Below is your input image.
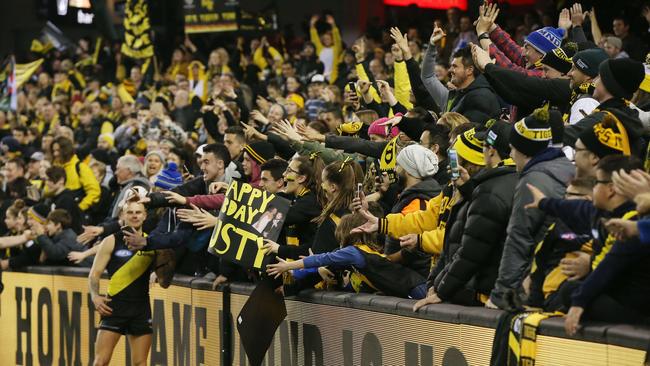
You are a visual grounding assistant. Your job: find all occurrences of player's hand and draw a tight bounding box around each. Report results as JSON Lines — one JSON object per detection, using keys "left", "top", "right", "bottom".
{"left": 92, "top": 295, "right": 113, "bottom": 316}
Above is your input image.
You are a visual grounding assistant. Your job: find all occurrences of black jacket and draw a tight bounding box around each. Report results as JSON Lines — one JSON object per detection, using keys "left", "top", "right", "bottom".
{"left": 38, "top": 228, "right": 93, "bottom": 267}
{"left": 432, "top": 163, "right": 518, "bottom": 304}
{"left": 277, "top": 190, "right": 322, "bottom": 260}
{"left": 49, "top": 189, "right": 84, "bottom": 234}
{"left": 483, "top": 63, "right": 571, "bottom": 119}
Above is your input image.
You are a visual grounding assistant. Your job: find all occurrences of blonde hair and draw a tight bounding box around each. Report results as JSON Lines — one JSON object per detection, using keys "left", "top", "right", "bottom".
{"left": 437, "top": 112, "right": 470, "bottom": 131}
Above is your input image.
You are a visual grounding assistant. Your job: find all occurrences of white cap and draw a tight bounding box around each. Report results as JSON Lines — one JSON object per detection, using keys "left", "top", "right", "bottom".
{"left": 195, "top": 144, "right": 208, "bottom": 157}
{"left": 310, "top": 74, "right": 325, "bottom": 83}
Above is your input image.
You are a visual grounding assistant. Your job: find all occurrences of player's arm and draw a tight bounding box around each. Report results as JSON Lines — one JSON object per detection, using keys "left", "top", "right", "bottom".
{"left": 89, "top": 236, "right": 115, "bottom": 316}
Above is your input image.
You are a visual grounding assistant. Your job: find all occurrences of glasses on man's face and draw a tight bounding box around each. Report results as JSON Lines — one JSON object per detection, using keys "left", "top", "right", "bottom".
{"left": 574, "top": 147, "right": 588, "bottom": 153}
{"left": 594, "top": 179, "right": 612, "bottom": 185}
{"left": 565, "top": 191, "right": 587, "bottom": 198}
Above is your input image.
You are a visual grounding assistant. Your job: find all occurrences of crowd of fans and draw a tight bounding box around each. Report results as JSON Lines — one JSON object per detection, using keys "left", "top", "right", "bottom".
{"left": 1, "top": 1, "right": 650, "bottom": 337}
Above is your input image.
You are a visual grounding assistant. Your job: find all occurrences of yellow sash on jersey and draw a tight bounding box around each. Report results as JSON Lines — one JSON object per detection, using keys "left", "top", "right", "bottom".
{"left": 593, "top": 210, "right": 637, "bottom": 270}
{"left": 107, "top": 250, "right": 155, "bottom": 297}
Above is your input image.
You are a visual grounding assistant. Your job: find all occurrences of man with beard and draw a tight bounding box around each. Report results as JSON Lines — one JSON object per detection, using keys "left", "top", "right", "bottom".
{"left": 422, "top": 25, "right": 500, "bottom": 125}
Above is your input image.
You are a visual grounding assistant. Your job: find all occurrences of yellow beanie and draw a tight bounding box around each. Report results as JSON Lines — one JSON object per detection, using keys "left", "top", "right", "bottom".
{"left": 453, "top": 128, "right": 485, "bottom": 166}
{"left": 98, "top": 133, "right": 115, "bottom": 148}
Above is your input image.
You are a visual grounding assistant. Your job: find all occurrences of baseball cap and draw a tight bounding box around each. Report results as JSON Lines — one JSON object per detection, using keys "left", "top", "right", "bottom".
{"left": 310, "top": 74, "right": 325, "bottom": 83}
{"left": 195, "top": 144, "right": 207, "bottom": 157}
{"left": 30, "top": 151, "right": 45, "bottom": 161}
{"left": 475, "top": 119, "right": 512, "bottom": 159}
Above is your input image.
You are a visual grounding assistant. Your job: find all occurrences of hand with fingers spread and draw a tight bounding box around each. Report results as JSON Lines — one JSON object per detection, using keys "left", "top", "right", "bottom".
{"left": 351, "top": 209, "right": 380, "bottom": 234}
{"left": 612, "top": 169, "right": 650, "bottom": 201}
{"left": 178, "top": 204, "right": 219, "bottom": 230}
{"left": 250, "top": 110, "right": 269, "bottom": 125}
{"left": 296, "top": 122, "right": 325, "bottom": 142}
{"left": 262, "top": 239, "right": 280, "bottom": 255}
{"left": 564, "top": 306, "right": 584, "bottom": 336}
{"left": 67, "top": 251, "right": 88, "bottom": 264}
{"left": 123, "top": 229, "right": 147, "bottom": 251}
{"left": 78, "top": 225, "right": 104, "bottom": 245}
{"left": 524, "top": 183, "right": 546, "bottom": 209}
{"left": 475, "top": 2, "right": 499, "bottom": 35}
{"left": 266, "top": 256, "right": 300, "bottom": 279}
{"left": 413, "top": 287, "right": 442, "bottom": 311}
{"left": 570, "top": 3, "right": 588, "bottom": 27}
{"left": 390, "top": 27, "right": 411, "bottom": 60}
{"left": 318, "top": 267, "right": 337, "bottom": 285}
{"left": 163, "top": 191, "right": 188, "bottom": 205}
{"left": 272, "top": 119, "right": 303, "bottom": 142}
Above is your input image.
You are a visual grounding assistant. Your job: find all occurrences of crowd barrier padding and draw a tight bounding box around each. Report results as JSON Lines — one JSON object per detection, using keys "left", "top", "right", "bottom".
{"left": 0, "top": 267, "right": 648, "bottom": 365}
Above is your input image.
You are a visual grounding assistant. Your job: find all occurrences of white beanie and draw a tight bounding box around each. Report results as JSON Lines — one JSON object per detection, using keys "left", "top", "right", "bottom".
{"left": 396, "top": 145, "right": 439, "bottom": 179}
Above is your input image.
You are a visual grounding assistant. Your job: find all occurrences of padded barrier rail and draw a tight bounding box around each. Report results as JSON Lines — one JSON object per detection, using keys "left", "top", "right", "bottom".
{"left": 0, "top": 266, "right": 648, "bottom": 365}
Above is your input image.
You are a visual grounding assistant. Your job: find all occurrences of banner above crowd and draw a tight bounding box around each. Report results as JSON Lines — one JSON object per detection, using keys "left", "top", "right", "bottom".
{"left": 184, "top": 0, "right": 239, "bottom": 34}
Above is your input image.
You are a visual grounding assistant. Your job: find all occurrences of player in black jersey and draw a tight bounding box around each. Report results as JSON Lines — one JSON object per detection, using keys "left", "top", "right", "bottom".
{"left": 89, "top": 200, "right": 152, "bottom": 366}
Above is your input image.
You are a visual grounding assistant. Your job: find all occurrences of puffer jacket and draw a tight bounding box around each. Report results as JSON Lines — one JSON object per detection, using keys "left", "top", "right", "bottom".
{"left": 490, "top": 148, "right": 575, "bottom": 310}
{"left": 432, "top": 162, "right": 518, "bottom": 304}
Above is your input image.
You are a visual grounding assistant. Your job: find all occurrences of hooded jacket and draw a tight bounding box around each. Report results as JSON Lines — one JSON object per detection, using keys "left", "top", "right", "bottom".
{"left": 37, "top": 228, "right": 93, "bottom": 267}
{"left": 490, "top": 148, "right": 575, "bottom": 310}
{"left": 421, "top": 46, "right": 501, "bottom": 124}
{"left": 57, "top": 154, "right": 101, "bottom": 211}
{"left": 432, "top": 162, "right": 518, "bottom": 304}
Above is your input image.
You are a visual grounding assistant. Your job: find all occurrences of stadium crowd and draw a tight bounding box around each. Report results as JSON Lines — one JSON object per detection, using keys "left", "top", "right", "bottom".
{"left": 1, "top": 1, "right": 650, "bottom": 346}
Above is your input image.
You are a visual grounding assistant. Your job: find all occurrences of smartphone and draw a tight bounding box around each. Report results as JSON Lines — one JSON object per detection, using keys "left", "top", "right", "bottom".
{"left": 348, "top": 82, "right": 357, "bottom": 93}
{"left": 121, "top": 226, "right": 136, "bottom": 235}
{"left": 448, "top": 148, "right": 460, "bottom": 180}
{"left": 356, "top": 183, "right": 363, "bottom": 199}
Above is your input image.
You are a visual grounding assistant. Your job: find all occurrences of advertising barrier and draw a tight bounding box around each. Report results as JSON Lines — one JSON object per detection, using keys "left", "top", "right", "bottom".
{"left": 0, "top": 267, "right": 647, "bottom": 365}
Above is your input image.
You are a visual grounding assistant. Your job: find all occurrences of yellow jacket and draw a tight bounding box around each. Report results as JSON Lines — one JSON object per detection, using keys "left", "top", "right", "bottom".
{"left": 311, "top": 26, "right": 343, "bottom": 84}
{"left": 355, "top": 63, "right": 381, "bottom": 103}
{"left": 393, "top": 60, "right": 413, "bottom": 110}
{"left": 56, "top": 154, "right": 101, "bottom": 211}
{"left": 378, "top": 186, "right": 456, "bottom": 256}
{"left": 253, "top": 46, "right": 283, "bottom": 74}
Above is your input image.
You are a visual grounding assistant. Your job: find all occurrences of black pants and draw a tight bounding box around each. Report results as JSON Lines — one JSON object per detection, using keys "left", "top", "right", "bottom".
{"left": 560, "top": 280, "right": 644, "bottom": 324}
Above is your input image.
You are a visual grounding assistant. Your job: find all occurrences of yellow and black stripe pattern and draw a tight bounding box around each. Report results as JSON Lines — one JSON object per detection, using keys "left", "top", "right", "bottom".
{"left": 453, "top": 128, "right": 485, "bottom": 166}
{"left": 121, "top": 0, "right": 154, "bottom": 59}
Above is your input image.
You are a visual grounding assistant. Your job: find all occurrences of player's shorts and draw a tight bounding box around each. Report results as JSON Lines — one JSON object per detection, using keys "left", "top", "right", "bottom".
{"left": 99, "top": 299, "right": 152, "bottom": 335}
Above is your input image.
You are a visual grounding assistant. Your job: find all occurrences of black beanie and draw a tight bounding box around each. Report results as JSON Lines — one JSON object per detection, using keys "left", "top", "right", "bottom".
{"left": 599, "top": 58, "right": 645, "bottom": 100}
{"left": 572, "top": 48, "right": 608, "bottom": 78}
{"left": 509, "top": 107, "right": 553, "bottom": 157}
{"left": 244, "top": 141, "right": 275, "bottom": 165}
{"left": 541, "top": 43, "right": 578, "bottom": 75}
{"left": 90, "top": 148, "right": 112, "bottom": 166}
{"left": 578, "top": 111, "right": 633, "bottom": 158}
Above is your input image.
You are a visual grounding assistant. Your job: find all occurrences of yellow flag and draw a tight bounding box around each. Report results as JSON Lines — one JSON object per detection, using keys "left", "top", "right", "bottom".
{"left": 121, "top": 0, "right": 154, "bottom": 59}
{"left": 14, "top": 59, "right": 44, "bottom": 88}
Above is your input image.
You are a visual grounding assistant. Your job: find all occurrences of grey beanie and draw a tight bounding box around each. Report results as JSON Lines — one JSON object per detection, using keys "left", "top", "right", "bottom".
{"left": 396, "top": 144, "right": 439, "bottom": 179}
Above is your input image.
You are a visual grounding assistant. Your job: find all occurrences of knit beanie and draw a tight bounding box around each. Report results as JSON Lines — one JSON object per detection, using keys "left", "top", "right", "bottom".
{"left": 541, "top": 43, "right": 578, "bottom": 75}
{"left": 98, "top": 133, "right": 115, "bottom": 149}
{"left": 453, "top": 128, "right": 485, "bottom": 166}
{"left": 599, "top": 58, "right": 645, "bottom": 100}
{"left": 509, "top": 106, "right": 553, "bottom": 157}
{"left": 572, "top": 48, "right": 609, "bottom": 78}
{"left": 396, "top": 144, "right": 439, "bottom": 179}
{"left": 578, "top": 112, "right": 632, "bottom": 158}
{"left": 524, "top": 27, "right": 565, "bottom": 55}
{"left": 28, "top": 203, "right": 50, "bottom": 224}
{"left": 154, "top": 162, "right": 184, "bottom": 190}
{"left": 145, "top": 150, "right": 166, "bottom": 164}
{"left": 368, "top": 118, "right": 400, "bottom": 139}
{"left": 244, "top": 141, "right": 275, "bottom": 165}
{"left": 285, "top": 93, "right": 305, "bottom": 110}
